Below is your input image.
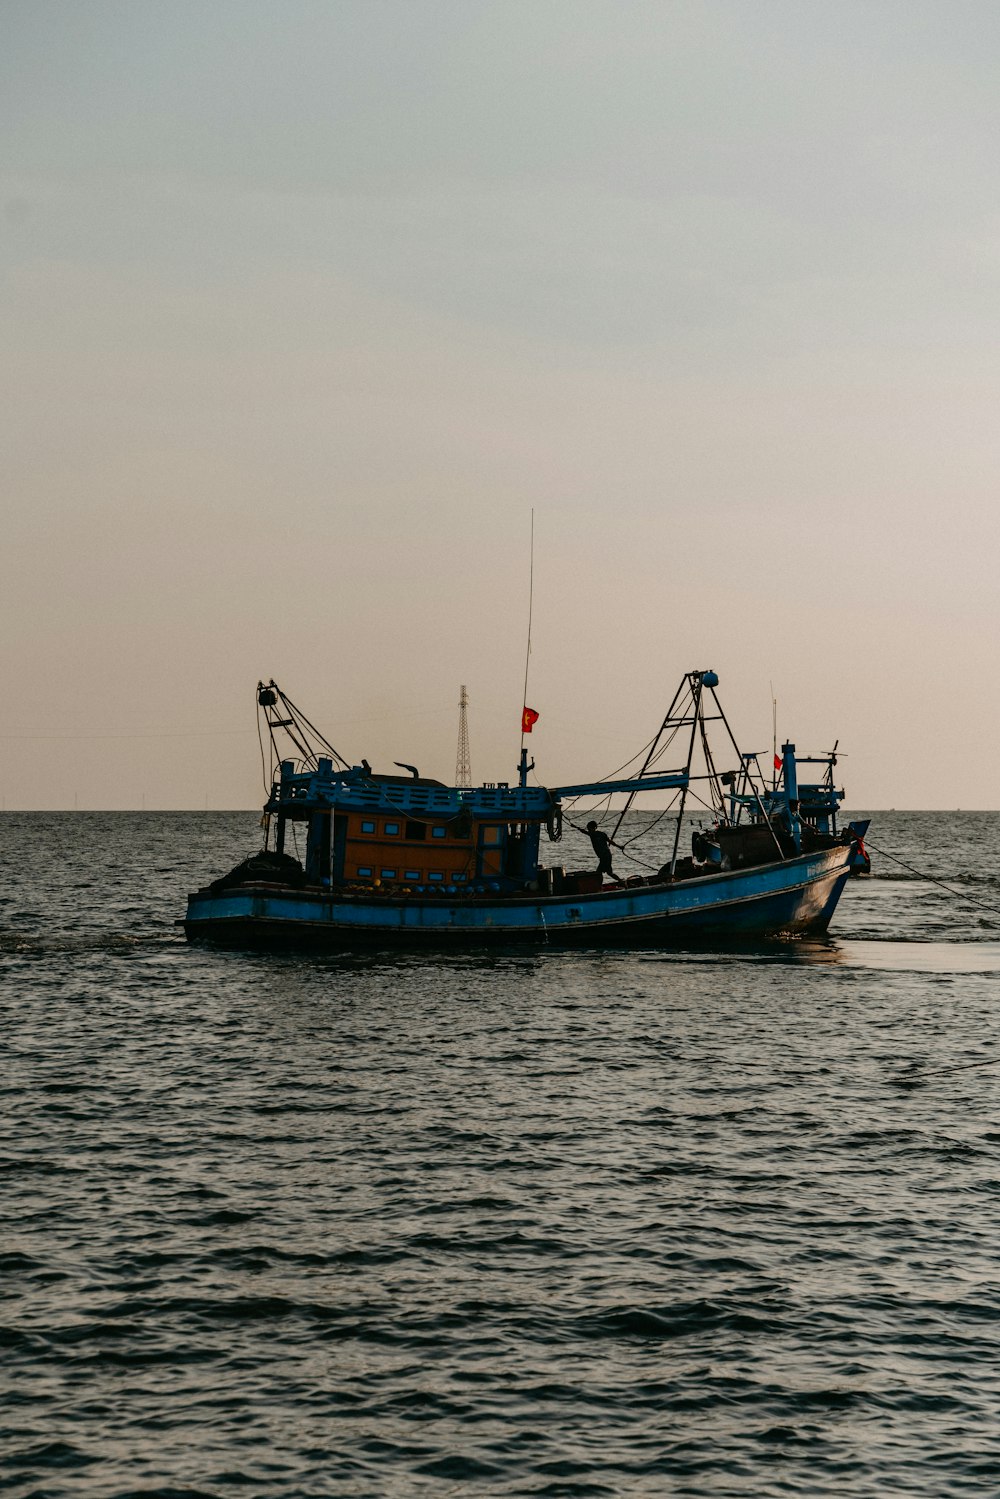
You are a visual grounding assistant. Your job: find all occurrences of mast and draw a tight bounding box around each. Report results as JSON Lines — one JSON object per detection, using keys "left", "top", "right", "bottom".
{"left": 607, "top": 669, "right": 785, "bottom": 880}
{"left": 666, "top": 671, "right": 706, "bottom": 878}
{"left": 455, "top": 685, "right": 472, "bottom": 788}
{"left": 518, "top": 509, "right": 535, "bottom": 789}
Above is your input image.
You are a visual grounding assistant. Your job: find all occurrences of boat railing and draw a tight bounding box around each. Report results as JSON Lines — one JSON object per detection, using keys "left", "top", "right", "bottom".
{"left": 272, "top": 772, "right": 554, "bottom": 820}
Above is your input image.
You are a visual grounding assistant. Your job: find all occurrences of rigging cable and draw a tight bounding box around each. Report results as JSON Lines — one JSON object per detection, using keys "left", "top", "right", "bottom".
{"left": 275, "top": 686, "right": 351, "bottom": 769}
{"left": 616, "top": 795, "right": 683, "bottom": 850}
{"left": 590, "top": 729, "right": 668, "bottom": 785}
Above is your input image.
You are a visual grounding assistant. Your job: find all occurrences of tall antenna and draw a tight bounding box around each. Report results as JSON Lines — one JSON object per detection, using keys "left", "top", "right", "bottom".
{"left": 520, "top": 507, "right": 534, "bottom": 753}
{"left": 455, "top": 684, "right": 472, "bottom": 788}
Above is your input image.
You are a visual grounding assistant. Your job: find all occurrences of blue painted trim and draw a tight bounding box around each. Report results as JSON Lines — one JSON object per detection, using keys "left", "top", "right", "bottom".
{"left": 186, "top": 846, "right": 853, "bottom": 945}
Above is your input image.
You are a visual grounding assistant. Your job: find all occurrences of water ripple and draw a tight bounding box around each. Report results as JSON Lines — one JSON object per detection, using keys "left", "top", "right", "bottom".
{"left": 3, "top": 813, "right": 1000, "bottom": 1495}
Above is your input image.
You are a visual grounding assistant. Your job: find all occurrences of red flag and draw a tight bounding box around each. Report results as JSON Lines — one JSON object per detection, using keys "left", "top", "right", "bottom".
{"left": 773, "top": 753, "right": 782, "bottom": 771}
{"left": 522, "top": 706, "right": 539, "bottom": 734}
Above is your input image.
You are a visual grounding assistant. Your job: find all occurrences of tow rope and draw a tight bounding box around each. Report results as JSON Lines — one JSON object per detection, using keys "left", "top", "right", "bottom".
{"left": 863, "top": 837, "right": 1000, "bottom": 916}
{"left": 895, "top": 1054, "right": 1000, "bottom": 1083}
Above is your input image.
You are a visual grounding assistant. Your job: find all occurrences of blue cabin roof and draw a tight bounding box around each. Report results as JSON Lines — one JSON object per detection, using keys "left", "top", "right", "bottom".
{"left": 269, "top": 761, "right": 689, "bottom": 820}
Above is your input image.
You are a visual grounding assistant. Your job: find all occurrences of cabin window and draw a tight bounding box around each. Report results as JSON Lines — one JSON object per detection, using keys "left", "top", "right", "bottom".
{"left": 405, "top": 821, "right": 426, "bottom": 840}
{"left": 428, "top": 871, "right": 444, "bottom": 882}
{"left": 432, "top": 826, "right": 446, "bottom": 839}
{"left": 380, "top": 868, "right": 396, "bottom": 880}
{"left": 404, "top": 870, "right": 421, "bottom": 881}
{"left": 360, "top": 820, "right": 376, "bottom": 835}
{"left": 452, "top": 873, "right": 467, "bottom": 883}
{"left": 357, "top": 866, "right": 373, "bottom": 878}
{"left": 384, "top": 822, "right": 400, "bottom": 836}
{"left": 482, "top": 826, "right": 503, "bottom": 845}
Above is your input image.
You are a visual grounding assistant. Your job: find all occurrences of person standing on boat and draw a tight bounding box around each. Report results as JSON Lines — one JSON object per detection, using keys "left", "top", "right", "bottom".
{"left": 586, "top": 821, "right": 617, "bottom": 881}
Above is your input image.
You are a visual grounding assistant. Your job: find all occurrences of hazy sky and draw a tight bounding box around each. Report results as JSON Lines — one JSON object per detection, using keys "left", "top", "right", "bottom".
{"left": 4, "top": 0, "right": 999, "bottom": 808}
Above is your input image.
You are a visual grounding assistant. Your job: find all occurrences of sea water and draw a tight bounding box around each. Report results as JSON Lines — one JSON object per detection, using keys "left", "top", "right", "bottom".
{"left": 3, "top": 811, "right": 1000, "bottom": 1497}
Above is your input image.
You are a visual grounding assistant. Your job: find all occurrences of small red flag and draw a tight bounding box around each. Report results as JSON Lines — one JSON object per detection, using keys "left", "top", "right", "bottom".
{"left": 773, "top": 754, "right": 783, "bottom": 771}
{"left": 522, "top": 706, "right": 540, "bottom": 734}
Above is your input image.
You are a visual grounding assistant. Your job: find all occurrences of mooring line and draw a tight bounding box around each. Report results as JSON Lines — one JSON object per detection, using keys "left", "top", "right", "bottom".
{"left": 906, "top": 1055, "right": 1000, "bottom": 1078}
{"left": 864, "top": 838, "right": 1000, "bottom": 916}
{"left": 853, "top": 836, "right": 1000, "bottom": 1086}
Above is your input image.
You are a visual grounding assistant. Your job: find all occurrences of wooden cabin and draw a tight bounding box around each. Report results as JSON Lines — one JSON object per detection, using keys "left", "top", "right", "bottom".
{"left": 273, "top": 769, "right": 535, "bottom": 889}
{"left": 343, "top": 808, "right": 505, "bottom": 887}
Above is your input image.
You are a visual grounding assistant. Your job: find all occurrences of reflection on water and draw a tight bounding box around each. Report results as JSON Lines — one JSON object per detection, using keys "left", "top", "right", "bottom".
{"left": 217, "top": 935, "right": 1000, "bottom": 978}
{"left": 838, "top": 939, "right": 1000, "bottom": 973}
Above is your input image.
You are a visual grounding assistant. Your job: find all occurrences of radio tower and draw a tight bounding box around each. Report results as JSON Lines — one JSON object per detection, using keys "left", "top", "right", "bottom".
{"left": 455, "top": 685, "right": 472, "bottom": 788}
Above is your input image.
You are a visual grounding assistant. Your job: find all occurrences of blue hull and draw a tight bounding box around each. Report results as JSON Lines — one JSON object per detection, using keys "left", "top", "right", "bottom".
{"left": 184, "top": 845, "right": 852, "bottom": 949}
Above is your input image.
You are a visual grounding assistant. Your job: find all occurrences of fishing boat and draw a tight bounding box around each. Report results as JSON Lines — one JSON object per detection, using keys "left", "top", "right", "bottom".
{"left": 184, "top": 670, "right": 865, "bottom": 948}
